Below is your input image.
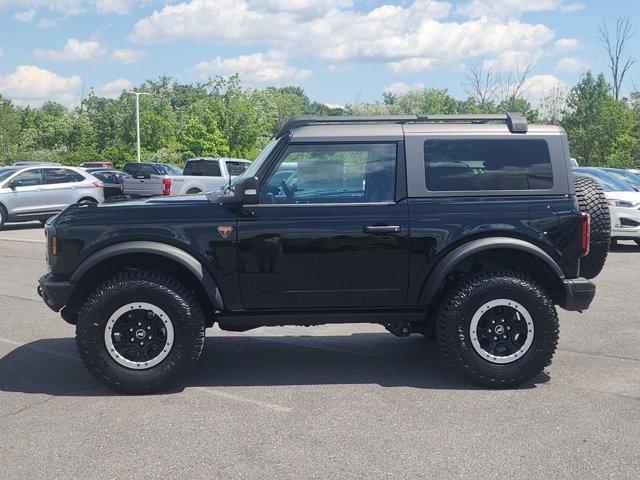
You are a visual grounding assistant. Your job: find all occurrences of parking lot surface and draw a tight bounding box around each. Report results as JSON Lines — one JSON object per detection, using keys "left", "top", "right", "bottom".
{"left": 0, "top": 222, "right": 639, "bottom": 479}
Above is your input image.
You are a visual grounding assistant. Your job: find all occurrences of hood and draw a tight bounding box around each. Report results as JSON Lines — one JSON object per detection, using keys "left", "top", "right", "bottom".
{"left": 604, "top": 191, "right": 640, "bottom": 203}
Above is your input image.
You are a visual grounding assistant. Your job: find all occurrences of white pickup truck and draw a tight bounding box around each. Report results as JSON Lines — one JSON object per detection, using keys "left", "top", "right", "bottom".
{"left": 121, "top": 158, "right": 250, "bottom": 197}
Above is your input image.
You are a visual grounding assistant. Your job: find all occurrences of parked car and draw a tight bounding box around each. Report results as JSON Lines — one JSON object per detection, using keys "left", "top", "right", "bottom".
{"left": 12, "top": 161, "right": 60, "bottom": 166}
{"left": 600, "top": 167, "right": 640, "bottom": 191}
{"left": 91, "top": 170, "right": 127, "bottom": 199}
{"left": 39, "top": 113, "right": 610, "bottom": 393}
{"left": 120, "top": 162, "right": 182, "bottom": 197}
{"left": 0, "top": 166, "right": 104, "bottom": 230}
{"left": 81, "top": 161, "right": 114, "bottom": 170}
{"left": 628, "top": 169, "right": 640, "bottom": 176}
{"left": 574, "top": 167, "right": 640, "bottom": 246}
{"left": 121, "top": 158, "right": 249, "bottom": 197}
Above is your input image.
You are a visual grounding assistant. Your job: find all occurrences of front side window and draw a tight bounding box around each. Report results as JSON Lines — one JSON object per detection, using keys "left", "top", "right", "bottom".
{"left": 262, "top": 143, "right": 397, "bottom": 204}
{"left": 424, "top": 139, "right": 553, "bottom": 191}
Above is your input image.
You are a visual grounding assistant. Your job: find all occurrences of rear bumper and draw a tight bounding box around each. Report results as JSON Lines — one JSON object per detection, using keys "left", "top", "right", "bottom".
{"left": 38, "top": 274, "right": 74, "bottom": 312}
{"left": 560, "top": 278, "right": 596, "bottom": 311}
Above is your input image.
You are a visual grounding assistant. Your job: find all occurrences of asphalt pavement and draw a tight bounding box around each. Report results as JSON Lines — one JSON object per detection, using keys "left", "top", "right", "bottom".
{"left": 0, "top": 221, "right": 639, "bottom": 479}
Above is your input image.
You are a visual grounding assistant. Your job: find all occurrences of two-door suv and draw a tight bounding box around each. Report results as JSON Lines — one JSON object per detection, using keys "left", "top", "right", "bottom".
{"left": 38, "top": 114, "right": 610, "bottom": 392}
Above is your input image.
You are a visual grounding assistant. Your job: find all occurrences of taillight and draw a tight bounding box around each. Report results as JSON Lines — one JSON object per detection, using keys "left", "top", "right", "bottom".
{"left": 162, "top": 178, "right": 172, "bottom": 196}
{"left": 92, "top": 181, "right": 104, "bottom": 188}
{"left": 50, "top": 235, "right": 58, "bottom": 256}
{"left": 580, "top": 213, "right": 591, "bottom": 257}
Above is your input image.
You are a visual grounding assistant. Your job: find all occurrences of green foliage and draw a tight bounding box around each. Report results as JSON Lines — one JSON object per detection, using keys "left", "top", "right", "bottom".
{"left": 0, "top": 73, "right": 638, "bottom": 171}
{"left": 563, "top": 72, "right": 638, "bottom": 167}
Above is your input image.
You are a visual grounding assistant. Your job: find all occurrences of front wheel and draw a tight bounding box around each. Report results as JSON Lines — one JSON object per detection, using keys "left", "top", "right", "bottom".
{"left": 436, "top": 271, "right": 558, "bottom": 388}
{"left": 76, "top": 270, "right": 206, "bottom": 393}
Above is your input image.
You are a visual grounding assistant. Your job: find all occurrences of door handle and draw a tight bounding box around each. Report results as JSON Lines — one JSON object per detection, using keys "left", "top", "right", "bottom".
{"left": 363, "top": 225, "right": 401, "bottom": 234}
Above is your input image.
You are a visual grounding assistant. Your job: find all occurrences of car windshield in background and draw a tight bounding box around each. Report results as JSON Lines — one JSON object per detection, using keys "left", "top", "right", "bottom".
{"left": 574, "top": 169, "right": 636, "bottom": 192}
{"left": 0, "top": 168, "right": 19, "bottom": 182}
{"left": 230, "top": 139, "right": 278, "bottom": 188}
{"left": 602, "top": 169, "right": 640, "bottom": 190}
{"left": 226, "top": 161, "right": 247, "bottom": 176}
{"left": 156, "top": 164, "right": 183, "bottom": 175}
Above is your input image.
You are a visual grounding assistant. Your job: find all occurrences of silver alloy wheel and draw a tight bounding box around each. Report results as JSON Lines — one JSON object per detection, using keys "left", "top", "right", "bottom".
{"left": 469, "top": 299, "right": 534, "bottom": 364}
{"left": 104, "top": 302, "right": 175, "bottom": 370}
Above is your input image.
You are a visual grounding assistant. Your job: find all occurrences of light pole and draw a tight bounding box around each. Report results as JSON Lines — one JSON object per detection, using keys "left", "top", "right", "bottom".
{"left": 125, "top": 91, "right": 153, "bottom": 162}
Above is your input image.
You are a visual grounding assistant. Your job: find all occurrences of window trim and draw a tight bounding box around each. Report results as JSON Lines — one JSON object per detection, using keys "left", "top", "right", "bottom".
{"left": 257, "top": 140, "right": 402, "bottom": 206}
{"left": 405, "top": 133, "right": 571, "bottom": 198}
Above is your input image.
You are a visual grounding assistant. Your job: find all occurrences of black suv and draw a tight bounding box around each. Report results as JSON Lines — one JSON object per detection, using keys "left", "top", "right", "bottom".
{"left": 38, "top": 114, "right": 610, "bottom": 392}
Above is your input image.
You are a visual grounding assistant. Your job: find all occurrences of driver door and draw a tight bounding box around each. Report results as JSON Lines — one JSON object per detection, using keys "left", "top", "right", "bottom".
{"left": 5, "top": 169, "right": 48, "bottom": 217}
{"left": 237, "top": 142, "right": 409, "bottom": 310}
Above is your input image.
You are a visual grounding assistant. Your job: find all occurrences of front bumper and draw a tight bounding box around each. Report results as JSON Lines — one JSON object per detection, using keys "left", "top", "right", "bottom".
{"left": 38, "top": 274, "right": 74, "bottom": 312}
{"left": 560, "top": 278, "right": 596, "bottom": 311}
{"left": 610, "top": 205, "right": 640, "bottom": 239}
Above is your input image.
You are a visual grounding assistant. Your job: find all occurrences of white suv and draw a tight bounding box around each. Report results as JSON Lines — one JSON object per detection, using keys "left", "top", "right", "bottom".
{"left": 0, "top": 165, "right": 105, "bottom": 230}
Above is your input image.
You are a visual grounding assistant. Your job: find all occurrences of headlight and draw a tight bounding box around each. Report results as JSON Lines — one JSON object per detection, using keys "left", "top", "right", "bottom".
{"left": 607, "top": 199, "right": 640, "bottom": 208}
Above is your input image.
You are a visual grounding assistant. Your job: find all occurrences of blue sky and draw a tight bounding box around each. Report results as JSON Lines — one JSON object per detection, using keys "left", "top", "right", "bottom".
{"left": 0, "top": 0, "right": 638, "bottom": 107}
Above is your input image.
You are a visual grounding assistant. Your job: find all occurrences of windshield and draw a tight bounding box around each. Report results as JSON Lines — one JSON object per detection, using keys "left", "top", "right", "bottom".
{"left": 0, "top": 168, "right": 19, "bottom": 183}
{"left": 230, "top": 138, "right": 279, "bottom": 188}
{"left": 574, "top": 170, "right": 635, "bottom": 192}
{"left": 156, "top": 164, "right": 183, "bottom": 175}
{"left": 603, "top": 169, "right": 640, "bottom": 190}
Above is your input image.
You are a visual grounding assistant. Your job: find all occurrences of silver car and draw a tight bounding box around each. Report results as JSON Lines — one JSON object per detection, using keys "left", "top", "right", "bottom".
{"left": 0, "top": 166, "right": 105, "bottom": 230}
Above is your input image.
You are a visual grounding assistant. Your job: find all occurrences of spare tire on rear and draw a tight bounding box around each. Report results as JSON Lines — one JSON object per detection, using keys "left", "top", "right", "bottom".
{"left": 574, "top": 175, "right": 610, "bottom": 279}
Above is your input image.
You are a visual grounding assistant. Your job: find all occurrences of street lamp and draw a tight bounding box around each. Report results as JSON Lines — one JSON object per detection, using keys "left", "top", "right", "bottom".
{"left": 124, "top": 91, "right": 153, "bottom": 162}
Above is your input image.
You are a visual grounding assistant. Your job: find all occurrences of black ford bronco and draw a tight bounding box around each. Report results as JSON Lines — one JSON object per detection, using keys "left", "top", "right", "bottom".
{"left": 38, "top": 114, "right": 611, "bottom": 392}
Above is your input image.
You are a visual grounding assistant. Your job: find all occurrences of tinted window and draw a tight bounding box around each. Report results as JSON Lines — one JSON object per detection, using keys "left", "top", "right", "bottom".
{"left": 156, "top": 164, "right": 182, "bottom": 175}
{"left": 44, "top": 168, "right": 80, "bottom": 184}
{"left": 184, "top": 160, "right": 221, "bottom": 177}
{"left": 93, "top": 172, "right": 113, "bottom": 183}
{"left": 424, "top": 139, "right": 553, "bottom": 191}
{"left": 0, "top": 168, "right": 19, "bottom": 183}
{"left": 123, "top": 163, "right": 138, "bottom": 175}
{"left": 12, "top": 169, "right": 43, "bottom": 186}
{"left": 226, "top": 161, "right": 247, "bottom": 176}
{"left": 262, "top": 143, "right": 397, "bottom": 204}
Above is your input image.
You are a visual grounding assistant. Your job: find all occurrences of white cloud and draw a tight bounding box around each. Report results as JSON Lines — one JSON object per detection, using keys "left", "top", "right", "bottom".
{"left": 0, "top": 65, "right": 82, "bottom": 107}
{"left": 458, "top": 0, "right": 585, "bottom": 19}
{"left": 382, "top": 82, "right": 425, "bottom": 95}
{"left": 554, "top": 38, "right": 580, "bottom": 53}
{"left": 191, "top": 51, "right": 312, "bottom": 84}
{"left": 110, "top": 48, "right": 148, "bottom": 64}
{"left": 483, "top": 50, "right": 540, "bottom": 73}
{"left": 13, "top": 8, "right": 36, "bottom": 22}
{"left": 97, "top": 78, "right": 132, "bottom": 98}
{"left": 556, "top": 56, "right": 588, "bottom": 73}
{"left": 388, "top": 58, "right": 437, "bottom": 74}
{"left": 522, "top": 74, "right": 567, "bottom": 103}
{"left": 132, "top": 0, "right": 554, "bottom": 72}
{"left": 95, "top": 0, "right": 133, "bottom": 14}
{"left": 34, "top": 38, "right": 107, "bottom": 61}
{"left": 247, "top": 0, "right": 353, "bottom": 17}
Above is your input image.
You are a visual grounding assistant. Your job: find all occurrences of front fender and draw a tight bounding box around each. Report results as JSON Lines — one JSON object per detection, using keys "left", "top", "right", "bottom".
{"left": 70, "top": 241, "right": 224, "bottom": 309}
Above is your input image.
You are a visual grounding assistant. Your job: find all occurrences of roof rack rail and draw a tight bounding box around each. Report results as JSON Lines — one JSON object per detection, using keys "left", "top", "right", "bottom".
{"left": 276, "top": 112, "right": 528, "bottom": 138}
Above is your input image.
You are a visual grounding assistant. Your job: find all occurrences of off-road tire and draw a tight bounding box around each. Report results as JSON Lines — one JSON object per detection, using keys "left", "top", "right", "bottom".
{"left": 436, "top": 270, "right": 559, "bottom": 388}
{"left": 574, "top": 176, "right": 610, "bottom": 279}
{"left": 76, "top": 270, "right": 205, "bottom": 393}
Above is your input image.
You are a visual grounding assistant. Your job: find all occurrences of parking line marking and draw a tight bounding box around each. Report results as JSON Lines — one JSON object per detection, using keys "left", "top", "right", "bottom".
{"left": 197, "top": 387, "right": 292, "bottom": 413}
{"left": 0, "top": 236, "right": 46, "bottom": 245}
{"left": 0, "top": 293, "right": 42, "bottom": 303}
{"left": 0, "top": 335, "right": 79, "bottom": 361}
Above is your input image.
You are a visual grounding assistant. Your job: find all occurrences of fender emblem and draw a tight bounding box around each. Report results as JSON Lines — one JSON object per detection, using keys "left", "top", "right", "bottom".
{"left": 217, "top": 226, "right": 234, "bottom": 238}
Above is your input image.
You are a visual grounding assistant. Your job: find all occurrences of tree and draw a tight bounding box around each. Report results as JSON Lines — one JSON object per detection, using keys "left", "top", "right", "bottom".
{"left": 599, "top": 16, "right": 637, "bottom": 100}
{"left": 563, "top": 72, "right": 638, "bottom": 166}
{"left": 176, "top": 119, "right": 229, "bottom": 159}
{"left": 463, "top": 63, "right": 500, "bottom": 109}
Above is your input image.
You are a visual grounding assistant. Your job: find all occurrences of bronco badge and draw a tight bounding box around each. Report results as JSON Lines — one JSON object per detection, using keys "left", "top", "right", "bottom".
{"left": 217, "top": 226, "right": 234, "bottom": 238}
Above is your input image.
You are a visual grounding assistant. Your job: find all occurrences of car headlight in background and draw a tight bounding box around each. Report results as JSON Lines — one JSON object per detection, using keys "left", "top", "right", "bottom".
{"left": 607, "top": 199, "right": 640, "bottom": 208}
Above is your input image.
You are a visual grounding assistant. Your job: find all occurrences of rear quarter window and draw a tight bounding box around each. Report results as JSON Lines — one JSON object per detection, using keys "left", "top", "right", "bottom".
{"left": 424, "top": 139, "right": 553, "bottom": 191}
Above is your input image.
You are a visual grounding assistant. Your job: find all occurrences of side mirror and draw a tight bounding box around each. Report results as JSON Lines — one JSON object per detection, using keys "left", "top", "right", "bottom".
{"left": 217, "top": 176, "right": 260, "bottom": 206}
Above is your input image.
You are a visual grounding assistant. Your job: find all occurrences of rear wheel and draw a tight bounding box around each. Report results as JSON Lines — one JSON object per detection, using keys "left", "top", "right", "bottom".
{"left": 186, "top": 188, "right": 202, "bottom": 195}
{"left": 574, "top": 176, "right": 610, "bottom": 279}
{"left": 436, "top": 270, "right": 558, "bottom": 388}
{"left": 76, "top": 270, "right": 206, "bottom": 393}
{"left": 78, "top": 197, "right": 98, "bottom": 205}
